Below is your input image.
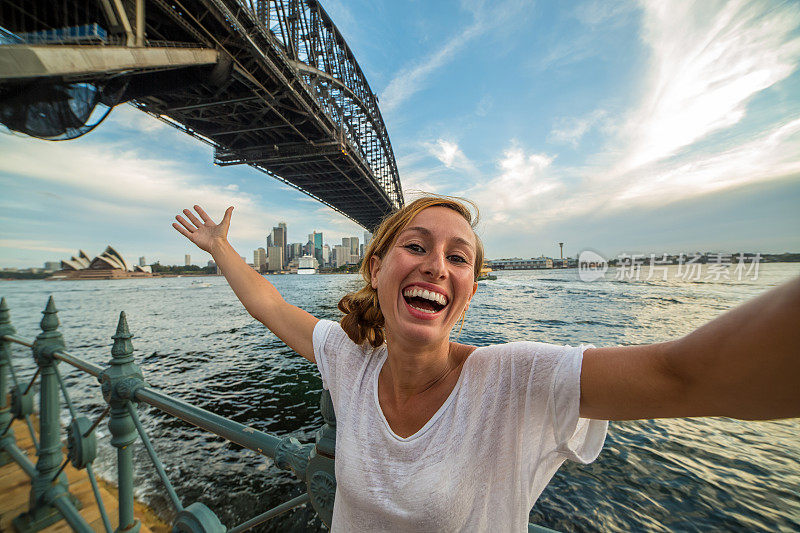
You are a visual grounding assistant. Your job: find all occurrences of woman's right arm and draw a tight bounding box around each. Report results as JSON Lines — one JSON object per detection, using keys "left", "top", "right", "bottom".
{"left": 173, "top": 205, "right": 318, "bottom": 362}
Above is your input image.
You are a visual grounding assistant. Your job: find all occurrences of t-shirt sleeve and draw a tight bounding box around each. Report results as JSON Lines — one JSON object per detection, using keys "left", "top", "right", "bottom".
{"left": 550, "top": 344, "right": 608, "bottom": 463}
{"left": 312, "top": 319, "right": 338, "bottom": 391}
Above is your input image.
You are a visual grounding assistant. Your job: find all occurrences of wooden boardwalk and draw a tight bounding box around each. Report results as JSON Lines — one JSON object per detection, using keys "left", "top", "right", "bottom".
{"left": 1, "top": 418, "right": 169, "bottom": 532}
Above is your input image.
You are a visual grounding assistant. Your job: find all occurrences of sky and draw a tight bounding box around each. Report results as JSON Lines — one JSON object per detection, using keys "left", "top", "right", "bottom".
{"left": 1, "top": 0, "right": 799, "bottom": 269}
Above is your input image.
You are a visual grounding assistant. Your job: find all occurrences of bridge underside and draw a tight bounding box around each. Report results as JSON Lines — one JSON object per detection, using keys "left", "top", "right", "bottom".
{"left": 0, "top": 0, "right": 403, "bottom": 230}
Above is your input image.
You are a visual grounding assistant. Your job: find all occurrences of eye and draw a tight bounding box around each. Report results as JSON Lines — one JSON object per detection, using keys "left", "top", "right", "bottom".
{"left": 404, "top": 243, "right": 425, "bottom": 253}
{"left": 448, "top": 254, "right": 468, "bottom": 264}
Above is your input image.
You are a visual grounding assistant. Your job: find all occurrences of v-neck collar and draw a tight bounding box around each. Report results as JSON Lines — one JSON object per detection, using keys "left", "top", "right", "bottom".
{"left": 372, "top": 346, "right": 480, "bottom": 442}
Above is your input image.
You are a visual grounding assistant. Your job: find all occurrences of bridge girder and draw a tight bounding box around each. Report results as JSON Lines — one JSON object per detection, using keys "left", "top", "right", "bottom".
{"left": 0, "top": 0, "right": 403, "bottom": 230}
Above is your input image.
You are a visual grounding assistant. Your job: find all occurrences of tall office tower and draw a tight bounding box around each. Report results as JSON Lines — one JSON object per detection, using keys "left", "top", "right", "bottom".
{"left": 254, "top": 248, "right": 266, "bottom": 273}
{"left": 139, "top": 256, "right": 146, "bottom": 266}
{"left": 364, "top": 231, "right": 372, "bottom": 248}
{"left": 350, "top": 237, "right": 359, "bottom": 261}
{"left": 322, "top": 244, "right": 330, "bottom": 266}
{"left": 360, "top": 244, "right": 365, "bottom": 258}
{"left": 341, "top": 237, "right": 351, "bottom": 249}
{"left": 290, "top": 242, "right": 303, "bottom": 260}
{"left": 267, "top": 246, "right": 283, "bottom": 271}
{"left": 266, "top": 233, "right": 273, "bottom": 248}
{"left": 334, "top": 245, "right": 348, "bottom": 268}
{"left": 271, "top": 225, "right": 286, "bottom": 268}
{"left": 312, "top": 231, "right": 323, "bottom": 267}
{"left": 185, "top": 254, "right": 191, "bottom": 266}
{"left": 278, "top": 222, "right": 288, "bottom": 262}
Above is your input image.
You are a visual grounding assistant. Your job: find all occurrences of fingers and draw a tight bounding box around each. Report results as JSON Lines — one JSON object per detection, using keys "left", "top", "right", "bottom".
{"left": 194, "top": 205, "right": 213, "bottom": 224}
{"left": 175, "top": 214, "right": 195, "bottom": 233}
{"left": 172, "top": 222, "right": 193, "bottom": 239}
{"left": 183, "top": 208, "right": 203, "bottom": 228}
{"left": 221, "top": 206, "right": 234, "bottom": 225}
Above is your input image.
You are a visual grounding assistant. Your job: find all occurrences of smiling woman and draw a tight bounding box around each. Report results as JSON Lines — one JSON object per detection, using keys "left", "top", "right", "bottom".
{"left": 338, "top": 196, "right": 483, "bottom": 348}
{"left": 172, "top": 195, "right": 800, "bottom": 532}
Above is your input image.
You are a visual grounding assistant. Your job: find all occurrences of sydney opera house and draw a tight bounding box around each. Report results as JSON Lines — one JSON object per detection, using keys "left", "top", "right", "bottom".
{"left": 52, "top": 246, "right": 152, "bottom": 279}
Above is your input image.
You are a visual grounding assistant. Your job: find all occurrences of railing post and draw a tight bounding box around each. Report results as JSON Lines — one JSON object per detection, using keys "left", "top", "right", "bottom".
{"left": 305, "top": 390, "right": 337, "bottom": 527}
{"left": 0, "top": 297, "right": 17, "bottom": 466}
{"left": 99, "top": 311, "right": 144, "bottom": 533}
{"left": 14, "top": 296, "right": 82, "bottom": 532}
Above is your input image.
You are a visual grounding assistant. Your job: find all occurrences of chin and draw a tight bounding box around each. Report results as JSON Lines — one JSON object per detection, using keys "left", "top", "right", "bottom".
{"left": 391, "top": 320, "right": 452, "bottom": 345}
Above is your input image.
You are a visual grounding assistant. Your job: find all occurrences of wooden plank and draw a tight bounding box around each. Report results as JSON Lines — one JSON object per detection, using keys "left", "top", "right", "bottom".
{"left": 0, "top": 419, "right": 168, "bottom": 532}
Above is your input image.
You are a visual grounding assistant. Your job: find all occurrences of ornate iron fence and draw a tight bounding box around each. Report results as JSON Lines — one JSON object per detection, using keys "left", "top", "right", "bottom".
{"left": 0, "top": 296, "right": 336, "bottom": 532}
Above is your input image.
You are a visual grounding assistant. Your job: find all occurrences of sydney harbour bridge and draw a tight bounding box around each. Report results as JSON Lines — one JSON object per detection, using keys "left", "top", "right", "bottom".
{"left": 0, "top": 0, "right": 404, "bottom": 229}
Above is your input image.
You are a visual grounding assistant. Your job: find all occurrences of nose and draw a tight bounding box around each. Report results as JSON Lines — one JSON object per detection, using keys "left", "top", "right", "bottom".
{"left": 421, "top": 248, "right": 447, "bottom": 279}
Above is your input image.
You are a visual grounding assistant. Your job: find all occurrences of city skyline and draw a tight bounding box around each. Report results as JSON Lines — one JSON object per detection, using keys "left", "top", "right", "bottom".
{"left": 1, "top": 1, "right": 799, "bottom": 268}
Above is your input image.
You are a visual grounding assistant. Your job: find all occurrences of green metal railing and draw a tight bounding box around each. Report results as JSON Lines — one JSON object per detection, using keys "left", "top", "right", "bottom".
{"left": 0, "top": 296, "right": 337, "bottom": 532}
{"left": 0, "top": 295, "right": 558, "bottom": 533}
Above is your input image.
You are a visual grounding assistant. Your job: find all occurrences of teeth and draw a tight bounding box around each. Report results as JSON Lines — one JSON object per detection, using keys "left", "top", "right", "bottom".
{"left": 409, "top": 304, "right": 436, "bottom": 314}
{"left": 402, "top": 286, "right": 448, "bottom": 306}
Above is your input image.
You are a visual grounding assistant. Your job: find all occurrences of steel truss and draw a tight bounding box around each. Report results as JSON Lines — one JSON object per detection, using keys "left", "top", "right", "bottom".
{"left": 0, "top": 0, "right": 403, "bottom": 229}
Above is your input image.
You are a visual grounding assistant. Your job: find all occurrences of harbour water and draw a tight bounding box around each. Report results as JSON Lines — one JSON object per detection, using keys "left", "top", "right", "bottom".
{"left": 2, "top": 264, "right": 799, "bottom": 532}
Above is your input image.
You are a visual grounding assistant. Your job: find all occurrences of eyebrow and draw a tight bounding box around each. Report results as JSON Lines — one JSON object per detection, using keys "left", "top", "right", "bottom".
{"left": 402, "top": 226, "right": 475, "bottom": 250}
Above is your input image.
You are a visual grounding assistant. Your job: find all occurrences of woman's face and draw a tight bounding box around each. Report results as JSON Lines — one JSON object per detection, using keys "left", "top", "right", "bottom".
{"left": 371, "top": 206, "right": 478, "bottom": 346}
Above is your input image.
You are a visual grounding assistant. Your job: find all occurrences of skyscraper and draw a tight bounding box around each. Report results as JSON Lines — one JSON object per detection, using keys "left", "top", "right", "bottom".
{"left": 254, "top": 248, "right": 266, "bottom": 273}
{"left": 267, "top": 246, "right": 283, "bottom": 271}
{"left": 289, "top": 242, "right": 303, "bottom": 261}
{"left": 278, "top": 222, "right": 288, "bottom": 262}
{"left": 312, "top": 231, "right": 323, "bottom": 267}
{"left": 272, "top": 225, "right": 286, "bottom": 267}
{"left": 350, "top": 237, "right": 359, "bottom": 261}
{"left": 364, "top": 231, "right": 372, "bottom": 248}
{"left": 334, "top": 245, "right": 348, "bottom": 268}
{"left": 185, "top": 254, "right": 191, "bottom": 266}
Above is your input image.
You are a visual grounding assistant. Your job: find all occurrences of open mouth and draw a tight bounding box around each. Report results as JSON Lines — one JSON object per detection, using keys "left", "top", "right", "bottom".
{"left": 402, "top": 286, "right": 448, "bottom": 314}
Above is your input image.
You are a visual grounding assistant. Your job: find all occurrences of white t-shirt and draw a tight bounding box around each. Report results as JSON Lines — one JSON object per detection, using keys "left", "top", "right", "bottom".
{"left": 312, "top": 319, "right": 608, "bottom": 532}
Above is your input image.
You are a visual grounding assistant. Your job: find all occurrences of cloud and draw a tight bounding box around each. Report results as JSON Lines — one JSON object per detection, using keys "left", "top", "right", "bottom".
{"left": 573, "top": 0, "right": 633, "bottom": 27}
{"left": 549, "top": 109, "right": 608, "bottom": 147}
{"left": 615, "top": 116, "right": 800, "bottom": 204}
{"left": 0, "top": 135, "right": 268, "bottom": 242}
{"left": 466, "top": 145, "right": 560, "bottom": 225}
{"left": 380, "top": 1, "right": 525, "bottom": 113}
{"left": 475, "top": 94, "right": 493, "bottom": 117}
{"left": 0, "top": 240, "right": 75, "bottom": 254}
{"left": 616, "top": 0, "right": 800, "bottom": 172}
{"left": 380, "top": 24, "right": 483, "bottom": 114}
{"left": 425, "top": 139, "right": 477, "bottom": 174}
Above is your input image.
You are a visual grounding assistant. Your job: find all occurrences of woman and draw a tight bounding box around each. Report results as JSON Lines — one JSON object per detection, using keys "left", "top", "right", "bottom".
{"left": 173, "top": 196, "right": 799, "bottom": 532}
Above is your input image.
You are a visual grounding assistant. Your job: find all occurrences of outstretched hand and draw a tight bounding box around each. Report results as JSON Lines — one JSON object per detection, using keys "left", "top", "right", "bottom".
{"left": 172, "top": 205, "right": 234, "bottom": 254}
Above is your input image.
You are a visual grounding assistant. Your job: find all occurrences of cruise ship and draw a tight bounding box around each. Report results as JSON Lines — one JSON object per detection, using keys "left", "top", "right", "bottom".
{"left": 297, "top": 255, "right": 318, "bottom": 274}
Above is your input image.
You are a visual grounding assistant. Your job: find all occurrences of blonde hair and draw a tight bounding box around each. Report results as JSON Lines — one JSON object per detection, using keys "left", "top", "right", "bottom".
{"left": 338, "top": 195, "right": 484, "bottom": 347}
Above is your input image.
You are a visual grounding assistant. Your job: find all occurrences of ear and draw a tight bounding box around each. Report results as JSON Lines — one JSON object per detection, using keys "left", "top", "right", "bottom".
{"left": 370, "top": 255, "right": 382, "bottom": 289}
{"left": 470, "top": 281, "right": 478, "bottom": 300}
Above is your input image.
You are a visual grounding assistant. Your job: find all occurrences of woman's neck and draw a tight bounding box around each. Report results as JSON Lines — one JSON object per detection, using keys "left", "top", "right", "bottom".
{"left": 381, "top": 333, "right": 462, "bottom": 402}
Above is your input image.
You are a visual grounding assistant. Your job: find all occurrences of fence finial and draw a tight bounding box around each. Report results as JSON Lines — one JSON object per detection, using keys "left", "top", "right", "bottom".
{"left": 111, "top": 311, "right": 133, "bottom": 363}
{"left": 0, "top": 297, "right": 15, "bottom": 337}
{"left": 40, "top": 295, "right": 59, "bottom": 333}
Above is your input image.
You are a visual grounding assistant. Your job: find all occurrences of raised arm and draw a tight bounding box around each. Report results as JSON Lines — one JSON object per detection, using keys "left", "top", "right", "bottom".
{"left": 580, "top": 276, "right": 800, "bottom": 421}
{"left": 173, "top": 205, "right": 318, "bottom": 362}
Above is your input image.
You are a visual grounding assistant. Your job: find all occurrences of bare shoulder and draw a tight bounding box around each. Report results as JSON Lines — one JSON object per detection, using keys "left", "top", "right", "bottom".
{"left": 449, "top": 341, "right": 479, "bottom": 365}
